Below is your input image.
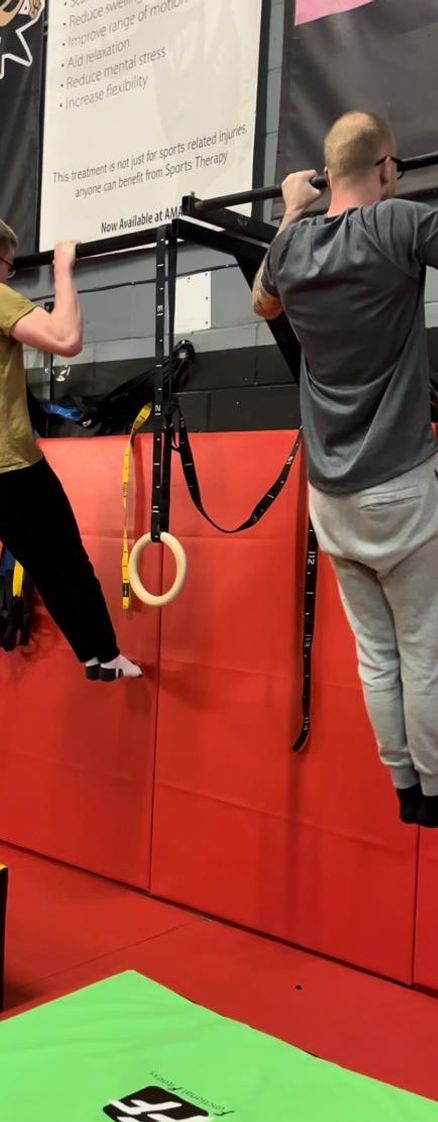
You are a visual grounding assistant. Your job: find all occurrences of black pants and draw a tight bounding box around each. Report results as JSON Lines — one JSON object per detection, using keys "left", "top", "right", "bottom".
{"left": 0, "top": 458, "right": 119, "bottom": 663}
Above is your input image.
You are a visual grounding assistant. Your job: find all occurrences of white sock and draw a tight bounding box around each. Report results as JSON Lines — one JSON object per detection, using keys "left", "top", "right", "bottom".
{"left": 85, "top": 657, "right": 99, "bottom": 667}
{"left": 100, "top": 654, "right": 143, "bottom": 678}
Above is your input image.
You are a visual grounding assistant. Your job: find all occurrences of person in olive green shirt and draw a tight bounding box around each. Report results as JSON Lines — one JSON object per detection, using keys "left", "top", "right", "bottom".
{"left": 0, "top": 219, "right": 141, "bottom": 681}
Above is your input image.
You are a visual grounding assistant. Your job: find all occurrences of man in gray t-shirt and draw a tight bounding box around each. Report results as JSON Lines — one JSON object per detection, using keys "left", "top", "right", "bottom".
{"left": 253, "top": 110, "right": 438, "bottom": 827}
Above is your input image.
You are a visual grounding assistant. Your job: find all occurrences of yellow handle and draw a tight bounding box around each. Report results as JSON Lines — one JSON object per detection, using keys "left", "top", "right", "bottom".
{"left": 12, "top": 562, "right": 24, "bottom": 599}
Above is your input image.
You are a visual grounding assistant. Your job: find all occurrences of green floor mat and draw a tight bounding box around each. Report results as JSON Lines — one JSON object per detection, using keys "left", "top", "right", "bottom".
{"left": 0, "top": 971, "right": 437, "bottom": 1120}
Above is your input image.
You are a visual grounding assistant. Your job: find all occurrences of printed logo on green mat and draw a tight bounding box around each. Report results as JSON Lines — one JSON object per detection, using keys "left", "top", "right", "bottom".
{"left": 103, "top": 1086, "right": 212, "bottom": 1121}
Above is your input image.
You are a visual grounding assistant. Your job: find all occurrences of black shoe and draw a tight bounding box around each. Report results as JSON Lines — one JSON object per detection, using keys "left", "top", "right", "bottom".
{"left": 417, "top": 795, "right": 438, "bottom": 829}
{"left": 99, "top": 665, "right": 121, "bottom": 682}
{"left": 396, "top": 783, "right": 422, "bottom": 825}
{"left": 85, "top": 662, "right": 101, "bottom": 681}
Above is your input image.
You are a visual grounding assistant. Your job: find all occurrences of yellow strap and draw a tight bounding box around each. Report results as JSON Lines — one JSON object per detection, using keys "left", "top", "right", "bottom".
{"left": 122, "top": 403, "right": 152, "bottom": 609}
{"left": 12, "top": 562, "right": 24, "bottom": 599}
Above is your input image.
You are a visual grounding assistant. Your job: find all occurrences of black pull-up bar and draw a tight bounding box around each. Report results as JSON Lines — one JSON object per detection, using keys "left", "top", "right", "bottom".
{"left": 15, "top": 225, "right": 160, "bottom": 271}
{"left": 185, "top": 150, "right": 438, "bottom": 215}
{"left": 14, "top": 148, "right": 438, "bottom": 270}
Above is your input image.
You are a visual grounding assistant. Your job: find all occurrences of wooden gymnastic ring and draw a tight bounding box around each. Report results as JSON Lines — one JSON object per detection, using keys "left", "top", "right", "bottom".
{"left": 128, "top": 531, "right": 187, "bottom": 606}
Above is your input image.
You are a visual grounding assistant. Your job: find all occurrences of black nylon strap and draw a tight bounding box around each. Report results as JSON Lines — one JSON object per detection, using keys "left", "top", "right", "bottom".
{"left": 152, "top": 227, "right": 178, "bottom": 541}
{"left": 292, "top": 517, "right": 319, "bottom": 752}
{"left": 161, "top": 235, "right": 178, "bottom": 533}
{"left": 174, "top": 406, "right": 318, "bottom": 750}
{"left": 0, "top": 865, "right": 7, "bottom": 1012}
{"left": 43, "top": 300, "right": 54, "bottom": 438}
{"left": 174, "top": 407, "right": 302, "bottom": 534}
{"left": 174, "top": 405, "right": 318, "bottom": 750}
{"left": 237, "top": 262, "right": 319, "bottom": 750}
{"left": 152, "top": 226, "right": 171, "bottom": 541}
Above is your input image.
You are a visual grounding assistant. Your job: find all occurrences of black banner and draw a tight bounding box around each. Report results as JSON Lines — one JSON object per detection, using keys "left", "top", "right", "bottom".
{"left": 277, "top": 1, "right": 438, "bottom": 197}
{"left": 0, "top": 1, "right": 45, "bottom": 254}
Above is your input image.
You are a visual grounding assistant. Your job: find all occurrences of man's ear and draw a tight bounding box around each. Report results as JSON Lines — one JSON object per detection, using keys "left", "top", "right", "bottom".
{"left": 378, "top": 157, "right": 390, "bottom": 189}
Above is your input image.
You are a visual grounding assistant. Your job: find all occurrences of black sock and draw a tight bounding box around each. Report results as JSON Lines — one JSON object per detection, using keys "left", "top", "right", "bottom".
{"left": 418, "top": 794, "right": 438, "bottom": 829}
{"left": 396, "top": 783, "right": 422, "bottom": 825}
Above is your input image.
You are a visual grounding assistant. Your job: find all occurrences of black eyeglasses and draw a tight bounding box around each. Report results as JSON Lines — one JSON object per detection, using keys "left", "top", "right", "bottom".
{"left": 375, "top": 155, "right": 405, "bottom": 180}
{"left": 0, "top": 254, "right": 15, "bottom": 278}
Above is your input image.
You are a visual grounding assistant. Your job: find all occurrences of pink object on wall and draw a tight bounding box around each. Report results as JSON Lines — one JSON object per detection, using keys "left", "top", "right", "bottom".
{"left": 295, "top": 0, "right": 374, "bottom": 26}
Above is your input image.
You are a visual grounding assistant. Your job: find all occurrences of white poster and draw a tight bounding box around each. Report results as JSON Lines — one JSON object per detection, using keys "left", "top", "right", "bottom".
{"left": 39, "top": 0, "right": 263, "bottom": 249}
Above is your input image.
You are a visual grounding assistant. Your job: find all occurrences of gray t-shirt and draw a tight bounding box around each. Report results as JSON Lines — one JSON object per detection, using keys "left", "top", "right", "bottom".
{"left": 261, "top": 199, "right": 438, "bottom": 494}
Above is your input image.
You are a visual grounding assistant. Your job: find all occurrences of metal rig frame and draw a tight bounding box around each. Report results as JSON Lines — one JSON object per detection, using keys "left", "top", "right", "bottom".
{"left": 14, "top": 145, "right": 438, "bottom": 400}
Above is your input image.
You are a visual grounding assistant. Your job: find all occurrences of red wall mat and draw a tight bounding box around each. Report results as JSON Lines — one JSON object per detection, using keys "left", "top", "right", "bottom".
{"left": 0, "top": 436, "right": 159, "bottom": 888}
{"left": 151, "top": 431, "right": 418, "bottom": 982}
{"left": 413, "top": 833, "right": 438, "bottom": 991}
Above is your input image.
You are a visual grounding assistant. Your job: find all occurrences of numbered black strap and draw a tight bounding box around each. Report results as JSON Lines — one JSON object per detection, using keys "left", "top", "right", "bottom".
{"left": 174, "top": 406, "right": 318, "bottom": 750}
{"left": 161, "top": 235, "right": 178, "bottom": 531}
{"left": 152, "top": 226, "right": 174, "bottom": 541}
{"left": 292, "top": 517, "right": 319, "bottom": 753}
{"left": 174, "top": 406, "right": 302, "bottom": 533}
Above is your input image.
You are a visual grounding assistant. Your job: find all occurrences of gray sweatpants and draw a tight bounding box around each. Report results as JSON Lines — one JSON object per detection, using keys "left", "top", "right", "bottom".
{"left": 309, "top": 452, "right": 438, "bottom": 795}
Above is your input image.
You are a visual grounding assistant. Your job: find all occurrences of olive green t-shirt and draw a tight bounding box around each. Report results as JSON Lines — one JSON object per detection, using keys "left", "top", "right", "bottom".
{"left": 0, "top": 283, "right": 42, "bottom": 472}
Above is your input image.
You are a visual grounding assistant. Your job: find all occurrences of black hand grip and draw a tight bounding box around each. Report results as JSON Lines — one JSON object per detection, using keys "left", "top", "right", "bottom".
{"left": 310, "top": 174, "right": 327, "bottom": 191}
{"left": 273, "top": 174, "right": 327, "bottom": 194}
